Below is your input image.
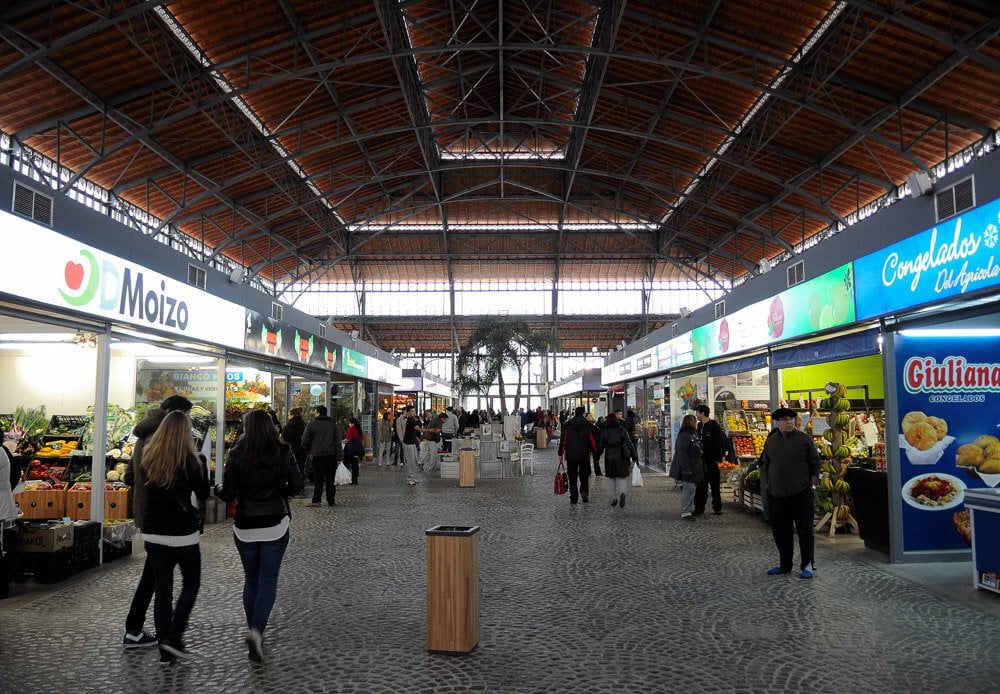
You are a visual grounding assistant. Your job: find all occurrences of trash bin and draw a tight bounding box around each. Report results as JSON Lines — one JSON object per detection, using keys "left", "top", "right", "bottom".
{"left": 459, "top": 448, "right": 476, "bottom": 487}
{"left": 426, "top": 525, "right": 480, "bottom": 653}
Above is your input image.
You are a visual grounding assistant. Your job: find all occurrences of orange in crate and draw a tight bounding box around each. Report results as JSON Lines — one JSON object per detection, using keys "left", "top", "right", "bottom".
{"left": 14, "top": 490, "right": 65, "bottom": 519}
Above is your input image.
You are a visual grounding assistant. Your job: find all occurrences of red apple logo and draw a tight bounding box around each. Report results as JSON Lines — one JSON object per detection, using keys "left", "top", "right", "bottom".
{"left": 718, "top": 319, "right": 730, "bottom": 353}
{"left": 767, "top": 296, "right": 785, "bottom": 338}
{"left": 65, "top": 261, "right": 84, "bottom": 290}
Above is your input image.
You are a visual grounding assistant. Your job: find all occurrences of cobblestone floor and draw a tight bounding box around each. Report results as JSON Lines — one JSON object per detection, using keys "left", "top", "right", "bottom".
{"left": 2, "top": 445, "right": 1000, "bottom": 693}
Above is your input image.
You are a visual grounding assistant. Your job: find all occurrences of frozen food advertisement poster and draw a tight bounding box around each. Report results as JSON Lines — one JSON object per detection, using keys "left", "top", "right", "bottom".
{"left": 895, "top": 332, "right": 1000, "bottom": 552}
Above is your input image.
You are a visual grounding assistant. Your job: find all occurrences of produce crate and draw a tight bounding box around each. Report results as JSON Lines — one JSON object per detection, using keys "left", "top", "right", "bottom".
{"left": 17, "top": 549, "right": 73, "bottom": 584}
{"left": 13, "top": 489, "right": 65, "bottom": 519}
{"left": 65, "top": 487, "right": 130, "bottom": 520}
{"left": 103, "top": 540, "right": 133, "bottom": 562}
{"left": 45, "top": 414, "right": 87, "bottom": 438}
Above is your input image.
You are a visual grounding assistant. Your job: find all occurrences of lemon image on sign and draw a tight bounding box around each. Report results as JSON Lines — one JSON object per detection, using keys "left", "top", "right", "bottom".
{"left": 807, "top": 292, "right": 822, "bottom": 328}
{"left": 831, "top": 283, "right": 851, "bottom": 324}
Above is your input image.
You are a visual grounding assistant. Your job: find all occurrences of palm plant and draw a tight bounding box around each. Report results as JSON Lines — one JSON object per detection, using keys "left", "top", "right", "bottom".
{"left": 454, "top": 318, "right": 559, "bottom": 411}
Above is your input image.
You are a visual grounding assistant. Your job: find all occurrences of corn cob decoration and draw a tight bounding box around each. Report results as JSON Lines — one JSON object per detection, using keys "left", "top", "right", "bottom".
{"left": 816, "top": 382, "right": 859, "bottom": 537}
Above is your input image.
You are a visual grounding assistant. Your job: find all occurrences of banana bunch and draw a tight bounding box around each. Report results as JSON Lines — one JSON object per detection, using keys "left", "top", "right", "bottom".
{"left": 818, "top": 382, "right": 855, "bottom": 525}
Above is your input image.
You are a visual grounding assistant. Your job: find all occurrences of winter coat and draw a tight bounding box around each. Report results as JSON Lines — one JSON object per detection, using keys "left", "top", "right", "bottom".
{"left": 1, "top": 446, "right": 19, "bottom": 523}
{"left": 595, "top": 423, "right": 637, "bottom": 478}
{"left": 125, "top": 408, "right": 167, "bottom": 531}
{"left": 218, "top": 440, "right": 303, "bottom": 529}
{"left": 282, "top": 416, "right": 306, "bottom": 457}
{"left": 344, "top": 424, "right": 365, "bottom": 459}
{"left": 142, "top": 453, "right": 210, "bottom": 537}
{"left": 669, "top": 429, "right": 704, "bottom": 483}
{"left": 698, "top": 418, "right": 725, "bottom": 464}
{"left": 559, "top": 415, "right": 597, "bottom": 462}
{"left": 302, "top": 415, "right": 342, "bottom": 459}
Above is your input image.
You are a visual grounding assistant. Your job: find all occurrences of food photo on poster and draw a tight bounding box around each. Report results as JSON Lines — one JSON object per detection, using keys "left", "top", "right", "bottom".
{"left": 895, "top": 331, "right": 1000, "bottom": 552}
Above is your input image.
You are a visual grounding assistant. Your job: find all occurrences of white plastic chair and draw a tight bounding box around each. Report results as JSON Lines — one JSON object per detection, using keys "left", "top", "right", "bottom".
{"left": 519, "top": 443, "right": 534, "bottom": 475}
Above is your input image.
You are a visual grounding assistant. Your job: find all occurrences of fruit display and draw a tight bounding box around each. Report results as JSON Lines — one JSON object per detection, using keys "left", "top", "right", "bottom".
{"left": 816, "top": 382, "right": 858, "bottom": 536}
{"left": 725, "top": 414, "right": 748, "bottom": 432}
{"left": 20, "top": 480, "right": 67, "bottom": 491}
{"left": 873, "top": 442, "right": 886, "bottom": 471}
{"left": 733, "top": 433, "right": 768, "bottom": 458}
{"left": 33, "top": 439, "right": 79, "bottom": 457}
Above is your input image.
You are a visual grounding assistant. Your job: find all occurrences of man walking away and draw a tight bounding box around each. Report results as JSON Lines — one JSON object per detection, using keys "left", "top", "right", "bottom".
{"left": 302, "top": 405, "right": 342, "bottom": 506}
{"left": 559, "top": 407, "right": 597, "bottom": 505}
{"left": 122, "top": 395, "right": 193, "bottom": 649}
{"left": 694, "top": 404, "right": 725, "bottom": 516}
{"left": 441, "top": 407, "right": 458, "bottom": 453}
{"left": 761, "top": 407, "right": 820, "bottom": 579}
{"left": 401, "top": 406, "right": 421, "bottom": 485}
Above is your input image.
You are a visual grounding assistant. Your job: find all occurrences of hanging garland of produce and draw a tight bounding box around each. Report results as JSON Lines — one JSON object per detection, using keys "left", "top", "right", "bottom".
{"left": 815, "top": 382, "right": 860, "bottom": 537}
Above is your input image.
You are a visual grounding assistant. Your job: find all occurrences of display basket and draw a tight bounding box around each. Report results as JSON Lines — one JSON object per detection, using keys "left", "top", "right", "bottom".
{"left": 45, "top": 415, "right": 87, "bottom": 438}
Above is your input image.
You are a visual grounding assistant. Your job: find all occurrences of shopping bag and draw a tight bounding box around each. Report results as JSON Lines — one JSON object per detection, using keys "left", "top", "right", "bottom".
{"left": 554, "top": 459, "right": 568, "bottom": 495}
{"left": 630, "top": 462, "right": 643, "bottom": 487}
{"left": 334, "top": 462, "right": 352, "bottom": 486}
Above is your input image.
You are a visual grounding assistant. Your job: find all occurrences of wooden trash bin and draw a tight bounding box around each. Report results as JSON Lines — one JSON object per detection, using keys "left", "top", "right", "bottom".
{"left": 426, "top": 525, "right": 480, "bottom": 653}
{"left": 535, "top": 427, "right": 548, "bottom": 449}
{"left": 458, "top": 449, "right": 476, "bottom": 488}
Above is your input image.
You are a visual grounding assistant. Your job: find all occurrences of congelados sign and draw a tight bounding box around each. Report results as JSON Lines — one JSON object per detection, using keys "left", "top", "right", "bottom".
{"left": 854, "top": 195, "right": 1000, "bottom": 319}
{"left": 0, "top": 209, "right": 245, "bottom": 348}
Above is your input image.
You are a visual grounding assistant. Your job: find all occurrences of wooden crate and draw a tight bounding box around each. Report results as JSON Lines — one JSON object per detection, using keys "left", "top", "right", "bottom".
{"left": 426, "top": 527, "right": 479, "bottom": 653}
{"left": 65, "top": 488, "right": 130, "bottom": 520}
{"left": 13, "top": 490, "right": 65, "bottom": 519}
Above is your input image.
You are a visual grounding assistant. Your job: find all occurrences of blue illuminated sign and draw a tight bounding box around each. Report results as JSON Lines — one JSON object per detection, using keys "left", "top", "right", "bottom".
{"left": 854, "top": 196, "right": 1000, "bottom": 319}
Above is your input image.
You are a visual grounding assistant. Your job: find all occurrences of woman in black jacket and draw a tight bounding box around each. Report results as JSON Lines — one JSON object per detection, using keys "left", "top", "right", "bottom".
{"left": 595, "top": 413, "right": 638, "bottom": 509}
{"left": 218, "top": 410, "right": 304, "bottom": 663}
{"left": 140, "top": 411, "right": 210, "bottom": 664}
{"left": 669, "top": 414, "right": 704, "bottom": 520}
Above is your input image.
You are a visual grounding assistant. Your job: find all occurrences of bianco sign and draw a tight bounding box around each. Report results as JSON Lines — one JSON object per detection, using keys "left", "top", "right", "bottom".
{"left": 0, "top": 210, "right": 245, "bottom": 348}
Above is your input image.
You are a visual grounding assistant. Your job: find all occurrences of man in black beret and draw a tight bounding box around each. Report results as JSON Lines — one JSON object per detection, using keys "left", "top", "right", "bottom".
{"left": 760, "top": 407, "right": 820, "bottom": 579}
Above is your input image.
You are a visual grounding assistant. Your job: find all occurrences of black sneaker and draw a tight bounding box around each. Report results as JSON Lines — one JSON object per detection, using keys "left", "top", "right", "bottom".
{"left": 619, "top": 493, "right": 626, "bottom": 509}
{"left": 158, "top": 639, "right": 188, "bottom": 660}
{"left": 581, "top": 493, "right": 589, "bottom": 503}
{"left": 123, "top": 630, "right": 158, "bottom": 649}
{"left": 246, "top": 628, "right": 264, "bottom": 664}
{"left": 159, "top": 648, "right": 177, "bottom": 665}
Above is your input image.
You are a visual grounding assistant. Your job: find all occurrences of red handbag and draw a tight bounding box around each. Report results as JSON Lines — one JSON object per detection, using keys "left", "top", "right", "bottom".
{"left": 554, "top": 459, "right": 568, "bottom": 495}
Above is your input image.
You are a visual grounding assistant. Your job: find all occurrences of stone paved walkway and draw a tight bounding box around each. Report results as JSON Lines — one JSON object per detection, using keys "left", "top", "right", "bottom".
{"left": 2, "top": 445, "right": 999, "bottom": 693}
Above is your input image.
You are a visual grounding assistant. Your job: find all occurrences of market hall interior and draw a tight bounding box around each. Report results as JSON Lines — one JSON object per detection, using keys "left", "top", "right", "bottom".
{"left": 2, "top": 446, "right": 998, "bottom": 694}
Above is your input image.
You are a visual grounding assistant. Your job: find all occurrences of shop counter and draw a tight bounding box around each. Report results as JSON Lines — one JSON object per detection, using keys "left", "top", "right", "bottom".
{"left": 963, "top": 489, "right": 1000, "bottom": 595}
{"left": 845, "top": 468, "right": 889, "bottom": 555}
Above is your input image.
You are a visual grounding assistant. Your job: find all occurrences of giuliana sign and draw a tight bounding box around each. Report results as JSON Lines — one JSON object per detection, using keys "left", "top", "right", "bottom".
{"left": 0, "top": 210, "right": 245, "bottom": 348}
{"left": 854, "top": 195, "right": 1000, "bottom": 319}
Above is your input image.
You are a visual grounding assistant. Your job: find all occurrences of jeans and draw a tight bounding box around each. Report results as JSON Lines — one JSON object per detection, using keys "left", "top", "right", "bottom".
{"left": 144, "top": 542, "right": 201, "bottom": 645}
{"left": 694, "top": 460, "right": 722, "bottom": 513}
{"left": 234, "top": 531, "right": 289, "bottom": 633}
{"left": 345, "top": 454, "right": 360, "bottom": 484}
{"left": 609, "top": 476, "right": 628, "bottom": 501}
{"left": 311, "top": 455, "right": 338, "bottom": 504}
{"left": 403, "top": 443, "right": 419, "bottom": 481}
{"left": 124, "top": 554, "right": 155, "bottom": 632}
{"left": 767, "top": 487, "right": 815, "bottom": 571}
{"left": 680, "top": 481, "right": 697, "bottom": 516}
{"left": 566, "top": 458, "right": 590, "bottom": 502}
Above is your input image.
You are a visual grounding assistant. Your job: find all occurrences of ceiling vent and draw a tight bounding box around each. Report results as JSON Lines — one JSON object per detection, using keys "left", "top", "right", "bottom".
{"left": 187, "top": 264, "right": 206, "bottom": 290}
{"left": 12, "top": 181, "right": 53, "bottom": 226}
{"left": 671, "top": 323, "right": 678, "bottom": 337}
{"left": 787, "top": 261, "right": 804, "bottom": 288}
{"left": 714, "top": 300, "right": 726, "bottom": 319}
{"left": 935, "top": 176, "right": 975, "bottom": 222}
{"left": 319, "top": 325, "right": 327, "bottom": 338}
{"left": 271, "top": 302, "right": 283, "bottom": 321}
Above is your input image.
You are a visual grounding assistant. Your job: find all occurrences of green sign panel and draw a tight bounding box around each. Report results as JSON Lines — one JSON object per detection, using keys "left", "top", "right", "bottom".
{"left": 341, "top": 346, "right": 368, "bottom": 378}
{"left": 690, "top": 263, "right": 855, "bottom": 362}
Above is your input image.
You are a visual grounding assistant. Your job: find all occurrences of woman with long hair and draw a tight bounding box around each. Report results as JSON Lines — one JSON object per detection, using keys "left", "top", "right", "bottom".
{"left": 344, "top": 416, "right": 365, "bottom": 484}
{"left": 594, "top": 412, "right": 638, "bottom": 509}
{"left": 140, "top": 410, "right": 209, "bottom": 664}
{"left": 669, "top": 414, "right": 704, "bottom": 520}
{"left": 217, "top": 409, "right": 304, "bottom": 663}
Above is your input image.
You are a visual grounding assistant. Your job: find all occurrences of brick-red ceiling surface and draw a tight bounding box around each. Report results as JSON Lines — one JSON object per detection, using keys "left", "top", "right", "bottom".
{"left": 1, "top": 0, "right": 997, "bottom": 351}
